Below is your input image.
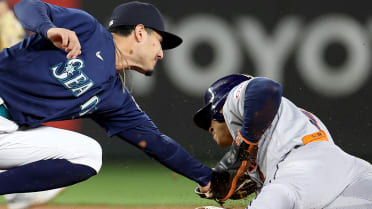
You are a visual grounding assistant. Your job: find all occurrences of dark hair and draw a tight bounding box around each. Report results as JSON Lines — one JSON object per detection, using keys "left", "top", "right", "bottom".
{"left": 109, "top": 25, "right": 154, "bottom": 37}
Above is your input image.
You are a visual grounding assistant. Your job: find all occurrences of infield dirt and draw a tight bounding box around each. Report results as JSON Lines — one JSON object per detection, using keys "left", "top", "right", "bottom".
{"left": 0, "top": 205, "right": 245, "bottom": 209}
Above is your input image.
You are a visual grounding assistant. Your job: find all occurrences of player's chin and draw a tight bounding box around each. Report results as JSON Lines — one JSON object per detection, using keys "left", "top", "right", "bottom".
{"left": 218, "top": 140, "right": 233, "bottom": 147}
{"left": 215, "top": 138, "right": 227, "bottom": 147}
{"left": 144, "top": 69, "right": 154, "bottom": 76}
{"left": 132, "top": 66, "right": 154, "bottom": 76}
{"left": 216, "top": 136, "right": 233, "bottom": 147}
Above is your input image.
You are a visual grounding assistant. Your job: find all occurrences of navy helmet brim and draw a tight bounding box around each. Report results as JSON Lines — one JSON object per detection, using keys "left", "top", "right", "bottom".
{"left": 193, "top": 103, "right": 212, "bottom": 131}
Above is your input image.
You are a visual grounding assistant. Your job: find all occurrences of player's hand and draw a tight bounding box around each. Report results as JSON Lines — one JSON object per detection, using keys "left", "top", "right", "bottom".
{"left": 199, "top": 182, "right": 211, "bottom": 193}
{"left": 47, "top": 27, "right": 82, "bottom": 59}
{"left": 195, "top": 182, "right": 214, "bottom": 199}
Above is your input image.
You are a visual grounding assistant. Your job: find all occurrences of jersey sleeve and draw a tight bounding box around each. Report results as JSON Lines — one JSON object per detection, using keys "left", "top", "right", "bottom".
{"left": 240, "top": 77, "right": 282, "bottom": 143}
{"left": 91, "top": 90, "right": 149, "bottom": 136}
{"left": 116, "top": 121, "right": 212, "bottom": 186}
{"left": 92, "top": 90, "right": 212, "bottom": 186}
{"left": 14, "top": 0, "right": 97, "bottom": 40}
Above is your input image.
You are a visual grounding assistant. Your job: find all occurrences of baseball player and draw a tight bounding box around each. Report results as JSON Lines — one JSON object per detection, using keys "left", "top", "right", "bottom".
{"left": 0, "top": 0, "right": 212, "bottom": 197}
{"left": 0, "top": 1, "right": 66, "bottom": 208}
{"left": 193, "top": 74, "right": 372, "bottom": 209}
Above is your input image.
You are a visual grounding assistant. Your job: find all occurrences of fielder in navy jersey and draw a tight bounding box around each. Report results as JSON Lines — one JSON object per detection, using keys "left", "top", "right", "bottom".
{"left": 0, "top": 0, "right": 212, "bottom": 195}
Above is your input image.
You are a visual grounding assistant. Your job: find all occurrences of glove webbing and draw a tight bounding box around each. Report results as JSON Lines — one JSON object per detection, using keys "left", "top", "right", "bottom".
{"left": 217, "top": 160, "right": 248, "bottom": 202}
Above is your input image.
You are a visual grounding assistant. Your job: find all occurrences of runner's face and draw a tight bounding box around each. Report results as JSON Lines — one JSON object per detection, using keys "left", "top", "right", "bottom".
{"left": 209, "top": 120, "right": 233, "bottom": 146}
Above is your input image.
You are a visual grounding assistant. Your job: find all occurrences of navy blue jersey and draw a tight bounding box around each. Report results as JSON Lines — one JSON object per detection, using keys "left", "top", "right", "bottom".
{"left": 0, "top": 0, "right": 212, "bottom": 186}
{"left": 0, "top": 2, "right": 147, "bottom": 134}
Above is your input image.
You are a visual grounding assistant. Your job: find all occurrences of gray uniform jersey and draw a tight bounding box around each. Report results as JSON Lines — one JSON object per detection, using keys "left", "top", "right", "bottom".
{"left": 223, "top": 79, "right": 334, "bottom": 185}
{"left": 223, "top": 78, "right": 372, "bottom": 209}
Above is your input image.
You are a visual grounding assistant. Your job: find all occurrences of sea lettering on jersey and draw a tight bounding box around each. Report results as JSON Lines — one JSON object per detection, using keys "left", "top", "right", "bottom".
{"left": 79, "top": 95, "right": 100, "bottom": 116}
{"left": 49, "top": 58, "right": 94, "bottom": 97}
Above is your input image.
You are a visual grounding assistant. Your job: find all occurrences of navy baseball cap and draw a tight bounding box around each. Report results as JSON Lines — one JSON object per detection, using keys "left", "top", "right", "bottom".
{"left": 109, "top": 1, "right": 182, "bottom": 50}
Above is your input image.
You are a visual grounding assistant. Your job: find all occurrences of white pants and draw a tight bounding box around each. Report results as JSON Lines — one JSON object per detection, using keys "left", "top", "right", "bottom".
{"left": 0, "top": 116, "right": 102, "bottom": 173}
{"left": 324, "top": 172, "right": 372, "bottom": 209}
{"left": 247, "top": 141, "right": 372, "bottom": 209}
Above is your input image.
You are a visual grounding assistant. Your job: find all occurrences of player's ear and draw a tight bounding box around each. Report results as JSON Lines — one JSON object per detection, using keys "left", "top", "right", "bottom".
{"left": 134, "top": 24, "right": 146, "bottom": 42}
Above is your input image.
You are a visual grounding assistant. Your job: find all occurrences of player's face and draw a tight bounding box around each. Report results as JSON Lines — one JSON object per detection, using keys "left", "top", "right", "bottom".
{"left": 132, "top": 29, "right": 164, "bottom": 75}
{"left": 209, "top": 120, "right": 234, "bottom": 147}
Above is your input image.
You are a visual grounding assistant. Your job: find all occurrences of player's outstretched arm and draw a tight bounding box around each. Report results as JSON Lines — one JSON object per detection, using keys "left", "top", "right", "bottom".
{"left": 116, "top": 122, "right": 213, "bottom": 187}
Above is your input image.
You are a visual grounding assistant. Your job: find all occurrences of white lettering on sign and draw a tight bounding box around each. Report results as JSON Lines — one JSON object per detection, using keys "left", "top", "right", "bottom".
{"left": 131, "top": 14, "right": 372, "bottom": 98}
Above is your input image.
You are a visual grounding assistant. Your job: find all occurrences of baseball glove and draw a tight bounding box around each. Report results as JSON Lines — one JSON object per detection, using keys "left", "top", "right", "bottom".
{"left": 195, "top": 172, "right": 257, "bottom": 200}
{"left": 195, "top": 139, "right": 258, "bottom": 203}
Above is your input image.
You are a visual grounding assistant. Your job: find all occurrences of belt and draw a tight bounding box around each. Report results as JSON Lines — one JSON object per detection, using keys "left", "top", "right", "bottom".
{"left": 0, "top": 104, "right": 11, "bottom": 119}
